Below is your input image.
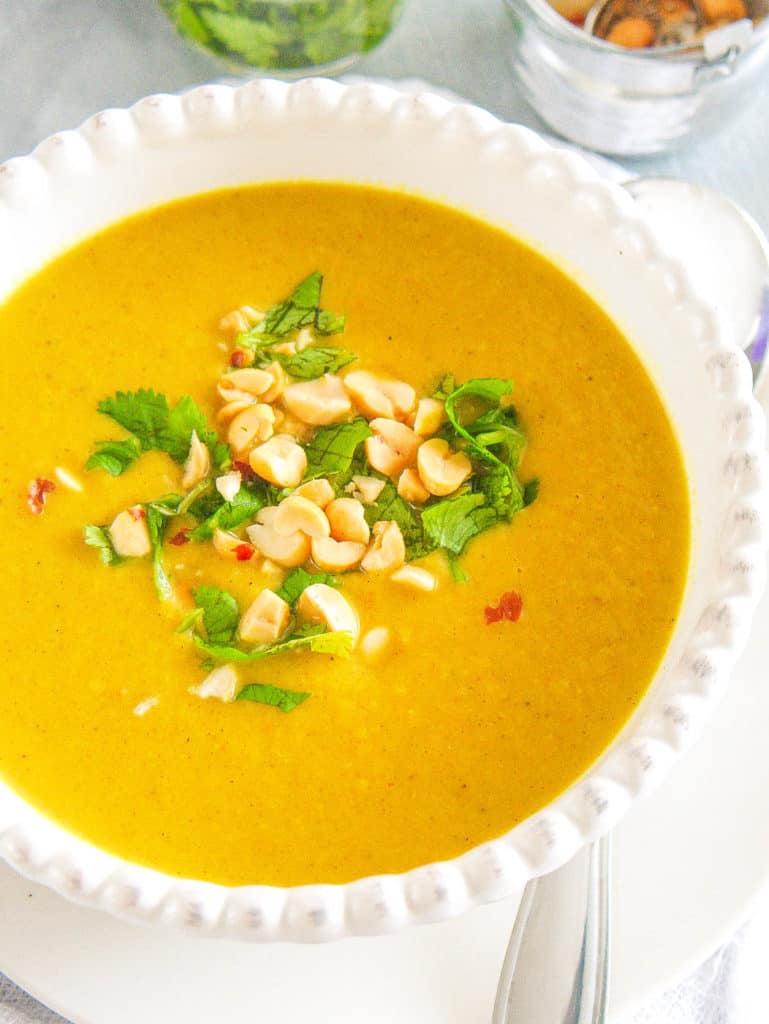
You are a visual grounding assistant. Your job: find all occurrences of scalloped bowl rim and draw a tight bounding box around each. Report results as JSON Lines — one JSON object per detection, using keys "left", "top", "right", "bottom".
{"left": 0, "top": 78, "right": 765, "bottom": 942}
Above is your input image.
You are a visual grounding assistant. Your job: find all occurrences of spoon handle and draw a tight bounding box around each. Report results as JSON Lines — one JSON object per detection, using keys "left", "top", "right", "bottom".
{"left": 492, "top": 834, "right": 612, "bottom": 1024}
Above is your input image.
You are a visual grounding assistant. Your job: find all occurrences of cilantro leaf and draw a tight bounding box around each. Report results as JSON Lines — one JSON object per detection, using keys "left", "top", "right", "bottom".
{"left": 422, "top": 492, "right": 500, "bottom": 557}
{"left": 189, "top": 482, "right": 267, "bottom": 541}
{"left": 86, "top": 439, "right": 140, "bottom": 477}
{"left": 273, "top": 346, "right": 357, "bottom": 380}
{"left": 432, "top": 374, "right": 457, "bottom": 400}
{"left": 239, "top": 272, "right": 346, "bottom": 346}
{"left": 477, "top": 463, "right": 523, "bottom": 520}
{"left": 97, "top": 389, "right": 228, "bottom": 469}
{"left": 191, "top": 585, "right": 240, "bottom": 645}
{"left": 194, "top": 623, "right": 352, "bottom": 662}
{"left": 303, "top": 417, "right": 372, "bottom": 482}
{"left": 236, "top": 683, "right": 311, "bottom": 714}
{"left": 444, "top": 378, "right": 515, "bottom": 472}
{"left": 362, "top": 477, "right": 428, "bottom": 560}
{"left": 145, "top": 503, "right": 175, "bottom": 601}
{"left": 275, "top": 567, "right": 339, "bottom": 606}
{"left": 83, "top": 525, "right": 123, "bottom": 566}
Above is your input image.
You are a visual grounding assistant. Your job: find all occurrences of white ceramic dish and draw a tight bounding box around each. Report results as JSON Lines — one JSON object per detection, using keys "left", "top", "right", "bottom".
{"left": 0, "top": 78, "right": 765, "bottom": 942}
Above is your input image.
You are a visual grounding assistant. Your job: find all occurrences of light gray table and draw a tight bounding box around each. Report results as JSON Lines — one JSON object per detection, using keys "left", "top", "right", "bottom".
{"left": 0, "top": 1, "right": 767, "bottom": 1021}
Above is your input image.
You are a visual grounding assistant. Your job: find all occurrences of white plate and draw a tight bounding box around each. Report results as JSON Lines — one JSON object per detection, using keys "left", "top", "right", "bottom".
{"left": 1, "top": 518, "right": 768, "bottom": 1023}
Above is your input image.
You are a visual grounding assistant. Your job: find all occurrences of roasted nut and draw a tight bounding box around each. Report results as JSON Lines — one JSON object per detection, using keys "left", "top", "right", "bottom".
{"left": 391, "top": 565, "right": 437, "bottom": 592}
{"left": 217, "top": 398, "right": 256, "bottom": 424}
{"left": 351, "top": 475, "right": 386, "bottom": 504}
{"left": 248, "top": 434, "right": 307, "bottom": 488}
{"left": 297, "top": 583, "right": 359, "bottom": 643}
{"left": 213, "top": 528, "right": 254, "bottom": 561}
{"left": 296, "top": 327, "right": 315, "bottom": 351}
{"left": 109, "top": 507, "right": 151, "bottom": 558}
{"left": 215, "top": 470, "right": 242, "bottom": 502}
{"left": 182, "top": 430, "right": 211, "bottom": 490}
{"left": 360, "top": 626, "right": 391, "bottom": 660}
{"left": 413, "top": 397, "right": 446, "bottom": 436}
{"left": 326, "top": 497, "right": 370, "bottom": 544}
{"left": 417, "top": 438, "right": 472, "bottom": 496}
{"left": 246, "top": 518, "right": 311, "bottom": 567}
{"left": 228, "top": 403, "right": 275, "bottom": 453}
{"left": 365, "top": 418, "right": 420, "bottom": 477}
{"left": 219, "top": 367, "right": 273, "bottom": 398}
{"left": 274, "top": 495, "right": 331, "bottom": 538}
{"left": 293, "top": 478, "right": 335, "bottom": 508}
{"left": 239, "top": 589, "right": 291, "bottom": 645}
{"left": 397, "top": 467, "right": 430, "bottom": 504}
{"left": 361, "top": 520, "right": 406, "bottom": 573}
{"left": 311, "top": 536, "right": 366, "bottom": 572}
{"left": 283, "top": 375, "right": 353, "bottom": 425}
{"left": 190, "top": 663, "right": 239, "bottom": 702}
{"left": 260, "top": 361, "right": 286, "bottom": 403}
{"left": 343, "top": 370, "right": 416, "bottom": 421}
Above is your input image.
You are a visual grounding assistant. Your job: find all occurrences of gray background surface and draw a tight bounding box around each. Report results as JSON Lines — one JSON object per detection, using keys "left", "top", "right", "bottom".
{"left": 0, "top": 0, "right": 767, "bottom": 1020}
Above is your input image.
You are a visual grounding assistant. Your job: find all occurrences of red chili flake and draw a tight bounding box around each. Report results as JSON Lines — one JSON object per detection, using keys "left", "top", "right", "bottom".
{"left": 169, "top": 528, "right": 192, "bottom": 546}
{"left": 128, "top": 505, "right": 147, "bottom": 521}
{"left": 484, "top": 591, "right": 523, "bottom": 624}
{"left": 233, "top": 459, "right": 258, "bottom": 482}
{"left": 235, "top": 543, "right": 255, "bottom": 561}
{"left": 230, "top": 349, "right": 249, "bottom": 368}
{"left": 27, "top": 477, "right": 56, "bottom": 515}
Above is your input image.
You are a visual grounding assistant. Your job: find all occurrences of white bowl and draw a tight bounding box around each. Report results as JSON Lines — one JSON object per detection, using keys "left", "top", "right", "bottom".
{"left": 0, "top": 79, "right": 765, "bottom": 942}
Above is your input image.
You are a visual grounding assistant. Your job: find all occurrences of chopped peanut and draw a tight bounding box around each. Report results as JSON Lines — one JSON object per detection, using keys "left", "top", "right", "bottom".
{"left": 293, "top": 478, "right": 335, "bottom": 508}
{"left": 213, "top": 528, "right": 252, "bottom": 561}
{"left": 274, "top": 494, "right": 331, "bottom": 538}
{"left": 343, "top": 370, "right": 416, "bottom": 421}
{"left": 219, "top": 367, "right": 273, "bottom": 398}
{"left": 248, "top": 434, "right": 307, "bottom": 488}
{"left": 397, "top": 467, "right": 430, "bottom": 504}
{"left": 297, "top": 583, "right": 359, "bottom": 644}
{"left": 391, "top": 565, "right": 437, "bottom": 592}
{"left": 351, "top": 475, "right": 386, "bottom": 504}
{"left": 218, "top": 310, "right": 251, "bottom": 338}
{"left": 239, "top": 589, "right": 291, "bottom": 645}
{"left": 182, "top": 431, "right": 211, "bottom": 490}
{"left": 260, "top": 361, "right": 286, "bottom": 403}
{"left": 217, "top": 398, "right": 256, "bottom": 424}
{"left": 110, "top": 507, "right": 151, "bottom": 558}
{"left": 296, "top": 327, "right": 315, "bottom": 351}
{"left": 215, "top": 470, "right": 241, "bottom": 502}
{"left": 190, "top": 663, "right": 239, "bottom": 702}
{"left": 217, "top": 382, "right": 257, "bottom": 405}
{"left": 413, "top": 397, "right": 446, "bottom": 436}
{"left": 360, "top": 626, "right": 391, "bottom": 660}
{"left": 311, "top": 536, "right": 366, "bottom": 572}
{"left": 417, "top": 438, "right": 472, "bottom": 497}
{"left": 227, "top": 403, "right": 275, "bottom": 453}
{"left": 361, "top": 520, "right": 406, "bottom": 573}
{"left": 365, "top": 418, "right": 420, "bottom": 478}
{"left": 246, "top": 517, "right": 311, "bottom": 567}
{"left": 326, "top": 497, "right": 370, "bottom": 544}
{"left": 283, "top": 375, "right": 352, "bottom": 426}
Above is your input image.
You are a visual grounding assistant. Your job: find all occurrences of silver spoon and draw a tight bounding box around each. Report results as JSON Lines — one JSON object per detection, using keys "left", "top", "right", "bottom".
{"left": 493, "top": 179, "right": 769, "bottom": 1024}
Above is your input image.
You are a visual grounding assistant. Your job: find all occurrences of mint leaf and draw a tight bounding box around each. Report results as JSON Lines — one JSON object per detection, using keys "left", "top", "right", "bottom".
{"left": 303, "top": 417, "right": 372, "bottom": 481}
{"left": 97, "top": 389, "right": 228, "bottom": 469}
{"left": 190, "top": 482, "right": 267, "bottom": 541}
{"left": 194, "top": 623, "right": 352, "bottom": 662}
{"left": 422, "top": 492, "right": 499, "bottom": 557}
{"left": 191, "top": 585, "right": 240, "bottom": 645}
{"left": 83, "top": 524, "right": 123, "bottom": 566}
{"left": 273, "top": 346, "right": 356, "bottom": 380}
{"left": 236, "top": 683, "right": 311, "bottom": 713}
{"left": 362, "top": 477, "right": 427, "bottom": 560}
{"left": 275, "top": 567, "right": 339, "bottom": 606}
{"left": 240, "top": 272, "right": 346, "bottom": 346}
{"left": 86, "top": 439, "right": 140, "bottom": 477}
{"left": 444, "top": 378, "right": 515, "bottom": 472}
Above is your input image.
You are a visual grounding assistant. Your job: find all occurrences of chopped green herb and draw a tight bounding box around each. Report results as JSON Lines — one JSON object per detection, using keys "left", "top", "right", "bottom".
{"left": 273, "top": 346, "right": 357, "bottom": 380}
{"left": 275, "top": 567, "right": 339, "bottom": 606}
{"left": 303, "top": 417, "right": 372, "bottom": 482}
{"left": 523, "top": 478, "right": 540, "bottom": 507}
{"left": 432, "top": 373, "right": 457, "bottom": 400}
{"left": 145, "top": 503, "right": 175, "bottom": 601}
{"left": 176, "top": 607, "right": 205, "bottom": 634}
{"left": 422, "top": 492, "right": 499, "bottom": 557}
{"left": 238, "top": 272, "right": 345, "bottom": 349}
{"left": 191, "top": 585, "right": 240, "bottom": 645}
{"left": 236, "top": 683, "right": 311, "bottom": 713}
{"left": 86, "top": 438, "right": 140, "bottom": 477}
{"left": 447, "top": 551, "right": 469, "bottom": 583}
{"left": 83, "top": 524, "right": 123, "bottom": 566}
{"left": 194, "top": 623, "right": 352, "bottom": 662}
{"left": 362, "top": 476, "right": 427, "bottom": 560}
{"left": 444, "top": 378, "right": 515, "bottom": 473}
{"left": 190, "top": 482, "right": 267, "bottom": 541}
{"left": 97, "top": 389, "right": 228, "bottom": 469}
{"left": 477, "top": 463, "right": 523, "bottom": 521}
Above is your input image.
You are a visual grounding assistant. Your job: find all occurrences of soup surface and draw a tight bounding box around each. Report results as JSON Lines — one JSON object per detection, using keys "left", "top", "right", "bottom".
{"left": 0, "top": 184, "right": 688, "bottom": 886}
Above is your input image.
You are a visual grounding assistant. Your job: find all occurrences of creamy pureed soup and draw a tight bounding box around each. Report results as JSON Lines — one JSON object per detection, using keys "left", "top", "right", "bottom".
{"left": 0, "top": 184, "right": 689, "bottom": 886}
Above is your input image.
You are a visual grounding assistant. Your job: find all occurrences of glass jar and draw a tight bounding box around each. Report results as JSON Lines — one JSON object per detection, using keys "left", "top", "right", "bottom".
{"left": 159, "top": 0, "right": 405, "bottom": 77}
{"left": 502, "top": 0, "right": 769, "bottom": 154}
